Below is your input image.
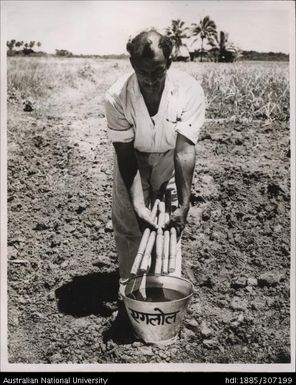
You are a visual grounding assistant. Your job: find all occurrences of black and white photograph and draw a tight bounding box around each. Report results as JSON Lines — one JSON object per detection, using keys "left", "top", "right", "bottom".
{"left": 1, "top": 0, "right": 295, "bottom": 374}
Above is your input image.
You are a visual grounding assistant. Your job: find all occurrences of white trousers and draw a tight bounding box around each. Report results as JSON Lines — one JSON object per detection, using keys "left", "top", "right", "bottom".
{"left": 112, "top": 149, "right": 182, "bottom": 281}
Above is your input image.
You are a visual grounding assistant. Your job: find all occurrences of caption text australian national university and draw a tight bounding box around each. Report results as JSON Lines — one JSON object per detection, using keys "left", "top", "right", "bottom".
{"left": 2, "top": 377, "right": 109, "bottom": 384}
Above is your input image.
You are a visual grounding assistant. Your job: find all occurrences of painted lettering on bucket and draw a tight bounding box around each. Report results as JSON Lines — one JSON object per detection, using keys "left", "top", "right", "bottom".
{"left": 128, "top": 307, "right": 179, "bottom": 325}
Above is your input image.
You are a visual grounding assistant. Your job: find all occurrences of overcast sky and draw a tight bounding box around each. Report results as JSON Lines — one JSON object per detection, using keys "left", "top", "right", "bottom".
{"left": 2, "top": 1, "right": 293, "bottom": 55}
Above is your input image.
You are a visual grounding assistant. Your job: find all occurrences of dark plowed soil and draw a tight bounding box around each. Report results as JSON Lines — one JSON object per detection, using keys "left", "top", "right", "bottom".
{"left": 7, "top": 64, "right": 290, "bottom": 364}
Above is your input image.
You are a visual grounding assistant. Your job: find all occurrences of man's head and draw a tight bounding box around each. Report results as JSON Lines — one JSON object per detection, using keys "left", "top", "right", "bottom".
{"left": 127, "top": 29, "right": 173, "bottom": 95}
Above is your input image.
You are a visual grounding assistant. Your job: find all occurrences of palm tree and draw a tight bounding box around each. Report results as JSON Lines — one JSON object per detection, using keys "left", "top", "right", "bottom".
{"left": 208, "top": 31, "right": 241, "bottom": 62}
{"left": 191, "top": 16, "right": 217, "bottom": 62}
{"left": 166, "top": 19, "right": 189, "bottom": 60}
{"left": 15, "top": 41, "right": 22, "bottom": 51}
{"left": 6, "top": 39, "right": 16, "bottom": 51}
{"left": 208, "top": 30, "right": 228, "bottom": 62}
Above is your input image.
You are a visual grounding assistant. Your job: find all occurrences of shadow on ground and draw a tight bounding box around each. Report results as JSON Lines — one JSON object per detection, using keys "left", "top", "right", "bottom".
{"left": 102, "top": 300, "right": 136, "bottom": 345}
{"left": 55, "top": 271, "right": 119, "bottom": 317}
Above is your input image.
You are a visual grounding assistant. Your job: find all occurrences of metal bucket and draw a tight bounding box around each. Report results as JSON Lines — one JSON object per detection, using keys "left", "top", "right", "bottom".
{"left": 122, "top": 275, "right": 193, "bottom": 344}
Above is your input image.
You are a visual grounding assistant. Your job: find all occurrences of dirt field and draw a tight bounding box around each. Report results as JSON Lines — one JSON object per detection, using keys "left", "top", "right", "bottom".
{"left": 6, "top": 57, "right": 290, "bottom": 364}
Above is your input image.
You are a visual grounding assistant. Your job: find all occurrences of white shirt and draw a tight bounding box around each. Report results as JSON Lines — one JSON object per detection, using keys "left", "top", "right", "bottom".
{"left": 104, "top": 68, "right": 205, "bottom": 153}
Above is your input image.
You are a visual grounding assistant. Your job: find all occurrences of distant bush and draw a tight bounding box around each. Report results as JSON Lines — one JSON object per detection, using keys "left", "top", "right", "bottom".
{"left": 55, "top": 49, "right": 73, "bottom": 57}
{"left": 77, "top": 63, "right": 96, "bottom": 82}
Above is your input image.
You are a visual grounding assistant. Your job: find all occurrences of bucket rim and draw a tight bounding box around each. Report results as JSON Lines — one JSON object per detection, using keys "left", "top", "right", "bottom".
{"left": 122, "top": 274, "right": 194, "bottom": 305}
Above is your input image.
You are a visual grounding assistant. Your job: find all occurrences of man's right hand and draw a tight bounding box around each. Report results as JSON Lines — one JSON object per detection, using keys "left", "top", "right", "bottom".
{"left": 113, "top": 142, "right": 157, "bottom": 231}
{"left": 134, "top": 204, "right": 158, "bottom": 230}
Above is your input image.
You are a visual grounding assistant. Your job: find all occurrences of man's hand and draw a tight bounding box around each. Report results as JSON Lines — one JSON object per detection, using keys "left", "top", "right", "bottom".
{"left": 134, "top": 204, "right": 158, "bottom": 230}
{"left": 113, "top": 142, "right": 156, "bottom": 231}
{"left": 163, "top": 206, "right": 189, "bottom": 238}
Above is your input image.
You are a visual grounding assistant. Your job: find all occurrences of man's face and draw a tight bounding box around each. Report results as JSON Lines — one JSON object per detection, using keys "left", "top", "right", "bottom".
{"left": 131, "top": 50, "right": 169, "bottom": 95}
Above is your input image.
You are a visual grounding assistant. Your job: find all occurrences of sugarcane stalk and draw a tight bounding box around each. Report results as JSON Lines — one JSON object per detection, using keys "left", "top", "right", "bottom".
{"left": 162, "top": 213, "right": 170, "bottom": 275}
{"left": 168, "top": 227, "right": 177, "bottom": 273}
{"left": 150, "top": 198, "right": 160, "bottom": 218}
{"left": 130, "top": 229, "right": 150, "bottom": 276}
{"left": 130, "top": 199, "right": 159, "bottom": 276}
{"left": 162, "top": 189, "right": 172, "bottom": 275}
{"left": 139, "top": 227, "right": 157, "bottom": 272}
{"left": 155, "top": 201, "right": 165, "bottom": 276}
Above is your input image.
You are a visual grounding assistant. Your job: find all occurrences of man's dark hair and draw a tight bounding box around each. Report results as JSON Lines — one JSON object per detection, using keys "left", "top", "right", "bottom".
{"left": 126, "top": 29, "right": 173, "bottom": 63}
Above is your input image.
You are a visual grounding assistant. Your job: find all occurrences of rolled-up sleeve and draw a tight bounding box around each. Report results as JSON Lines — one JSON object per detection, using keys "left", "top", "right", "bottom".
{"left": 104, "top": 92, "right": 134, "bottom": 143}
{"left": 176, "top": 82, "right": 205, "bottom": 144}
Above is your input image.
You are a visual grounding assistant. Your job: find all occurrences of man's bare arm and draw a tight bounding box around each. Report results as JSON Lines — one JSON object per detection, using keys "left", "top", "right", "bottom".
{"left": 113, "top": 141, "right": 157, "bottom": 229}
{"left": 164, "top": 133, "right": 196, "bottom": 236}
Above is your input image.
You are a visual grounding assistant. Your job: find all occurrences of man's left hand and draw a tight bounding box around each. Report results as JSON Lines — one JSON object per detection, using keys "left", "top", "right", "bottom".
{"left": 162, "top": 206, "right": 189, "bottom": 239}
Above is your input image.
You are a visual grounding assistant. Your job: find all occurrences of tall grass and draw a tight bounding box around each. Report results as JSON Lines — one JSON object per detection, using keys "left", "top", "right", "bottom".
{"left": 7, "top": 57, "right": 289, "bottom": 121}
{"left": 175, "top": 61, "right": 289, "bottom": 121}
{"left": 7, "top": 57, "right": 98, "bottom": 99}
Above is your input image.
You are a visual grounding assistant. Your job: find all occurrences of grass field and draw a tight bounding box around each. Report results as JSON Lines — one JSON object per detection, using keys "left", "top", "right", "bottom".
{"left": 8, "top": 57, "right": 289, "bottom": 122}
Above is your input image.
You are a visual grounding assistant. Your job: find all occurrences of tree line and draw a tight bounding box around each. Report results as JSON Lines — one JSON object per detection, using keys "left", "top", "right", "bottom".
{"left": 7, "top": 40, "right": 42, "bottom": 55}
{"left": 6, "top": 39, "right": 76, "bottom": 57}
